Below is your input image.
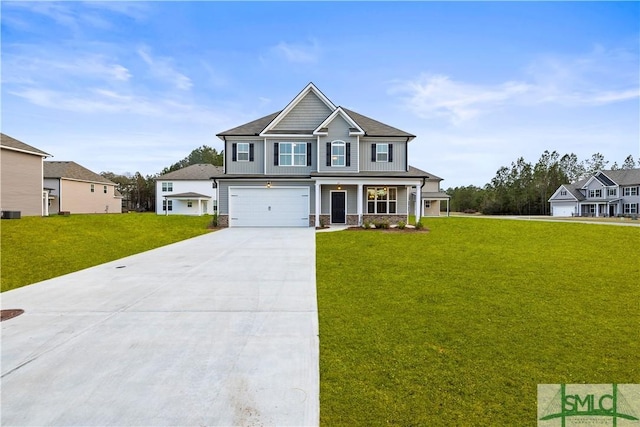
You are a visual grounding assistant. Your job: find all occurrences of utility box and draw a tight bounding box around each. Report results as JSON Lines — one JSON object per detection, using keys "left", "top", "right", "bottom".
{"left": 1, "top": 211, "right": 21, "bottom": 219}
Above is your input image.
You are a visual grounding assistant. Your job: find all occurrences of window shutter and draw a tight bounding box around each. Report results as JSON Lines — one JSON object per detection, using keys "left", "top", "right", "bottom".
{"left": 388, "top": 144, "right": 393, "bottom": 162}
{"left": 232, "top": 143, "right": 237, "bottom": 162}
{"left": 274, "top": 143, "right": 279, "bottom": 166}
{"left": 326, "top": 142, "right": 331, "bottom": 167}
{"left": 371, "top": 144, "right": 376, "bottom": 162}
{"left": 307, "top": 142, "right": 312, "bottom": 166}
{"left": 249, "top": 143, "right": 254, "bottom": 162}
{"left": 346, "top": 142, "right": 351, "bottom": 167}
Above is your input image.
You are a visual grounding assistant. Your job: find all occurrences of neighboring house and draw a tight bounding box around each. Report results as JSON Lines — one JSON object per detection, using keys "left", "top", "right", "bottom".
{"left": 409, "top": 172, "right": 451, "bottom": 217}
{"left": 212, "top": 82, "right": 446, "bottom": 227}
{"left": 1, "top": 133, "right": 52, "bottom": 217}
{"left": 156, "top": 163, "right": 222, "bottom": 215}
{"left": 44, "top": 161, "right": 122, "bottom": 214}
{"left": 548, "top": 169, "right": 640, "bottom": 217}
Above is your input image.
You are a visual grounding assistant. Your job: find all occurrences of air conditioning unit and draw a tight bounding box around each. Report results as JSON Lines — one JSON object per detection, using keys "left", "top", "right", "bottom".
{"left": 1, "top": 211, "right": 21, "bottom": 219}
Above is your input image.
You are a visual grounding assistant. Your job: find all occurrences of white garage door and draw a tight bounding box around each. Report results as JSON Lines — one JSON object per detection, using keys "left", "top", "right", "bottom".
{"left": 229, "top": 187, "right": 310, "bottom": 227}
{"left": 552, "top": 202, "right": 576, "bottom": 217}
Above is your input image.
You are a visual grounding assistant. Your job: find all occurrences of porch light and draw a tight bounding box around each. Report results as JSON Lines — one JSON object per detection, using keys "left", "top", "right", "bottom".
{"left": 267, "top": 181, "right": 271, "bottom": 188}
{"left": 338, "top": 185, "right": 342, "bottom": 190}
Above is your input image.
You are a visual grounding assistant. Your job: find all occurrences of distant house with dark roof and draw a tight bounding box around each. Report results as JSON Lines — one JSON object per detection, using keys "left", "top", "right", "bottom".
{"left": 1, "top": 133, "right": 52, "bottom": 217}
{"left": 548, "top": 169, "right": 640, "bottom": 217}
{"left": 44, "top": 161, "right": 122, "bottom": 214}
{"left": 212, "top": 82, "right": 447, "bottom": 227}
{"left": 156, "top": 163, "right": 222, "bottom": 215}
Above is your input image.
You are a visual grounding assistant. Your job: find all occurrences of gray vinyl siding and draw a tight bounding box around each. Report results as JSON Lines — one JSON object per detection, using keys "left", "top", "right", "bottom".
{"left": 273, "top": 92, "right": 332, "bottom": 131}
{"left": 360, "top": 137, "right": 408, "bottom": 172}
{"left": 265, "top": 139, "right": 315, "bottom": 175}
{"left": 225, "top": 139, "right": 264, "bottom": 174}
{"left": 321, "top": 185, "right": 358, "bottom": 214}
{"left": 318, "top": 115, "right": 358, "bottom": 173}
{"left": 218, "top": 180, "right": 315, "bottom": 214}
{"left": 549, "top": 186, "right": 578, "bottom": 201}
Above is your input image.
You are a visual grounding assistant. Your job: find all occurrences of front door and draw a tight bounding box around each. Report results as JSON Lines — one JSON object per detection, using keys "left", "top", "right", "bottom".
{"left": 331, "top": 191, "right": 346, "bottom": 224}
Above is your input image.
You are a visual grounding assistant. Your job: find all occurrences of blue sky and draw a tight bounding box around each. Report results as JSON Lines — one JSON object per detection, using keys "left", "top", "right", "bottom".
{"left": 2, "top": 1, "right": 638, "bottom": 188}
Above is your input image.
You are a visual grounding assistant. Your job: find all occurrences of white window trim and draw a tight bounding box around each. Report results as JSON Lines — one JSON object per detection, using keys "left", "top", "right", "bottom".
{"left": 331, "top": 140, "right": 346, "bottom": 167}
{"left": 90, "top": 184, "right": 95, "bottom": 193}
{"left": 237, "top": 143, "right": 250, "bottom": 162}
{"left": 623, "top": 187, "right": 638, "bottom": 196}
{"left": 376, "top": 144, "right": 388, "bottom": 162}
{"left": 162, "top": 182, "right": 173, "bottom": 192}
{"left": 366, "top": 186, "right": 397, "bottom": 214}
{"left": 279, "top": 142, "right": 306, "bottom": 167}
{"left": 163, "top": 200, "right": 173, "bottom": 211}
{"left": 623, "top": 203, "right": 638, "bottom": 214}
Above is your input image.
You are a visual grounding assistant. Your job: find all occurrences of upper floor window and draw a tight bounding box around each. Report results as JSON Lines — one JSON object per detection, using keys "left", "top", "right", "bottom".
{"left": 560, "top": 190, "right": 567, "bottom": 196}
{"left": 103, "top": 185, "right": 108, "bottom": 194}
{"left": 588, "top": 189, "right": 602, "bottom": 198}
{"left": 90, "top": 184, "right": 95, "bottom": 193}
{"left": 162, "top": 182, "right": 173, "bottom": 192}
{"left": 372, "top": 143, "right": 393, "bottom": 162}
{"left": 232, "top": 142, "right": 253, "bottom": 162}
{"left": 608, "top": 188, "right": 617, "bottom": 197}
{"left": 332, "top": 141, "right": 345, "bottom": 167}
{"left": 278, "top": 142, "right": 307, "bottom": 166}
{"left": 623, "top": 187, "right": 639, "bottom": 196}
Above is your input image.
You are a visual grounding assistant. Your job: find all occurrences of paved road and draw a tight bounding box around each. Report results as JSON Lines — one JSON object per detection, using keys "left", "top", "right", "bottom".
{"left": 1, "top": 228, "right": 319, "bottom": 426}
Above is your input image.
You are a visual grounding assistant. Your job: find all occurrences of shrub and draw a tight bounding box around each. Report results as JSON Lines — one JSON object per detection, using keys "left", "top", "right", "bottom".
{"left": 211, "top": 212, "right": 219, "bottom": 228}
{"left": 397, "top": 221, "right": 406, "bottom": 229}
{"left": 375, "top": 220, "right": 390, "bottom": 229}
{"left": 363, "top": 220, "right": 372, "bottom": 229}
{"left": 415, "top": 220, "right": 424, "bottom": 230}
{"left": 320, "top": 217, "right": 326, "bottom": 228}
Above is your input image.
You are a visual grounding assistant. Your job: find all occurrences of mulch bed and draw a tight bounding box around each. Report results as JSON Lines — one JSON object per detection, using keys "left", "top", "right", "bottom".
{"left": 1, "top": 309, "right": 25, "bottom": 322}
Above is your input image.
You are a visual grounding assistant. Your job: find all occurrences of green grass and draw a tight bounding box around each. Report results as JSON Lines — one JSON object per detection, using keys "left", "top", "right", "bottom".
{"left": 316, "top": 218, "right": 640, "bottom": 425}
{"left": 1, "top": 213, "right": 213, "bottom": 292}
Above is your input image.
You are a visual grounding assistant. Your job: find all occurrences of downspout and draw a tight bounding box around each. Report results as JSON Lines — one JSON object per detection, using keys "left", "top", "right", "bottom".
{"left": 406, "top": 137, "right": 410, "bottom": 172}
{"left": 212, "top": 178, "right": 218, "bottom": 215}
{"left": 221, "top": 136, "right": 227, "bottom": 174}
{"left": 418, "top": 177, "right": 427, "bottom": 219}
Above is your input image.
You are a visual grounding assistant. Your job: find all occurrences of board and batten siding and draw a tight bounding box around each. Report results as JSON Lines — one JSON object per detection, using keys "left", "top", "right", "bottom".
{"left": 264, "top": 139, "right": 316, "bottom": 175}
{"left": 0, "top": 148, "right": 44, "bottom": 216}
{"left": 272, "top": 91, "right": 332, "bottom": 131}
{"left": 359, "top": 137, "right": 408, "bottom": 172}
{"left": 225, "top": 139, "right": 264, "bottom": 175}
{"left": 320, "top": 185, "right": 358, "bottom": 215}
{"left": 318, "top": 115, "right": 358, "bottom": 173}
{"left": 217, "top": 180, "right": 315, "bottom": 214}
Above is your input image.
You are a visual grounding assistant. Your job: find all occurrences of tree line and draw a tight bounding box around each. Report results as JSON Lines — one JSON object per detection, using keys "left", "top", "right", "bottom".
{"left": 447, "top": 152, "right": 638, "bottom": 215}
{"left": 101, "top": 145, "right": 223, "bottom": 212}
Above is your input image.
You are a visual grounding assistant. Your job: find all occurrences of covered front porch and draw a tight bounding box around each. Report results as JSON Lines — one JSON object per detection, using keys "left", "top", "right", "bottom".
{"left": 579, "top": 200, "right": 619, "bottom": 217}
{"left": 162, "top": 192, "right": 212, "bottom": 216}
{"left": 313, "top": 178, "right": 422, "bottom": 227}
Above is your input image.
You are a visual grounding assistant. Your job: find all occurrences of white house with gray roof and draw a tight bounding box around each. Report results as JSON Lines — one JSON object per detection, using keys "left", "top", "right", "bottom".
{"left": 548, "top": 169, "right": 640, "bottom": 217}
{"left": 212, "top": 82, "right": 446, "bottom": 227}
{"left": 156, "top": 163, "right": 222, "bottom": 216}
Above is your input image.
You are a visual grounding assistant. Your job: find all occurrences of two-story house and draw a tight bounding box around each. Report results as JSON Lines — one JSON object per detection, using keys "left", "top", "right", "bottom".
{"left": 156, "top": 163, "right": 222, "bottom": 215}
{"left": 548, "top": 169, "right": 640, "bottom": 217}
{"left": 211, "top": 83, "right": 444, "bottom": 227}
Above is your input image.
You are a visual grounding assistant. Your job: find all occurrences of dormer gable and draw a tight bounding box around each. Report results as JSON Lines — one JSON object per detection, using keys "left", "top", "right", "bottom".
{"left": 582, "top": 171, "right": 617, "bottom": 190}
{"left": 260, "top": 82, "right": 336, "bottom": 136}
{"left": 313, "top": 107, "right": 364, "bottom": 136}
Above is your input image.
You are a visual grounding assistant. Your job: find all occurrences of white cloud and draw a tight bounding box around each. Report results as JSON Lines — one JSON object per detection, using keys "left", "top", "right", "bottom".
{"left": 137, "top": 47, "right": 193, "bottom": 91}
{"left": 271, "top": 39, "right": 320, "bottom": 64}
{"left": 392, "top": 46, "right": 639, "bottom": 125}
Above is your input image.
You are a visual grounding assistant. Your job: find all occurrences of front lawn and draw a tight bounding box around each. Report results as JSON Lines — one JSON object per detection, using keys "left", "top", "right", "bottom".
{"left": 1, "top": 213, "right": 212, "bottom": 292}
{"left": 316, "top": 218, "right": 640, "bottom": 425}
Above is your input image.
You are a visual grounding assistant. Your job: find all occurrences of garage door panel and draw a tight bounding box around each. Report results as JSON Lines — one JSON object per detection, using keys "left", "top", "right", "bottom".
{"left": 229, "top": 187, "right": 309, "bottom": 227}
{"left": 552, "top": 202, "right": 576, "bottom": 217}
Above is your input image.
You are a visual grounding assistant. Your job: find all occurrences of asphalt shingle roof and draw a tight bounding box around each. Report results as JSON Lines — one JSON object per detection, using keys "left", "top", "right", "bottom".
{"left": 158, "top": 164, "right": 223, "bottom": 180}
{"left": 1, "top": 133, "right": 51, "bottom": 157}
{"left": 216, "top": 106, "right": 414, "bottom": 139}
{"left": 44, "top": 161, "right": 114, "bottom": 184}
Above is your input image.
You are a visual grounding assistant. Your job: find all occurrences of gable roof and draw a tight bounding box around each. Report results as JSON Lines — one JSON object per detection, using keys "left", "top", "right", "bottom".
{"left": 216, "top": 84, "right": 414, "bottom": 140}
{"left": 157, "top": 163, "right": 223, "bottom": 180}
{"left": 44, "top": 161, "right": 114, "bottom": 185}
{"left": 314, "top": 107, "right": 364, "bottom": 136}
{"left": 575, "top": 168, "right": 640, "bottom": 188}
{"left": 549, "top": 184, "right": 583, "bottom": 202}
{"left": 0, "top": 133, "right": 52, "bottom": 157}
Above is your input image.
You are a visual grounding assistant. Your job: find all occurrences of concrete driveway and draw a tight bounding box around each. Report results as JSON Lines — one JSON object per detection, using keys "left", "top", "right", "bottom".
{"left": 1, "top": 228, "right": 318, "bottom": 426}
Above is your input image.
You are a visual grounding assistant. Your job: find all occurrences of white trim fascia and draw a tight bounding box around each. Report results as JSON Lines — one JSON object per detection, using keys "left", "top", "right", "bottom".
{"left": 581, "top": 175, "right": 604, "bottom": 190}
{"left": 260, "top": 83, "right": 336, "bottom": 136}
{"left": 314, "top": 177, "right": 421, "bottom": 187}
{"left": 261, "top": 133, "right": 315, "bottom": 138}
{"left": 58, "top": 177, "right": 117, "bottom": 186}
{"left": 313, "top": 107, "right": 364, "bottom": 135}
{"left": 1, "top": 145, "right": 52, "bottom": 158}
{"left": 548, "top": 185, "right": 579, "bottom": 202}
